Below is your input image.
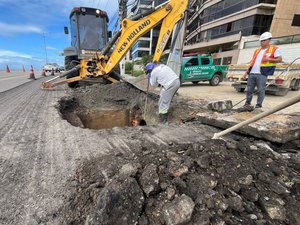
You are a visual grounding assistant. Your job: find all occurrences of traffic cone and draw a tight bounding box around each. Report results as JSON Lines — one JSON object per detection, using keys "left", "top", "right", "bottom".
{"left": 22, "top": 65, "right": 26, "bottom": 73}
{"left": 6, "top": 65, "right": 10, "bottom": 73}
{"left": 29, "top": 65, "right": 36, "bottom": 80}
{"left": 41, "top": 68, "right": 46, "bottom": 77}
{"left": 51, "top": 68, "right": 55, "bottom": 76}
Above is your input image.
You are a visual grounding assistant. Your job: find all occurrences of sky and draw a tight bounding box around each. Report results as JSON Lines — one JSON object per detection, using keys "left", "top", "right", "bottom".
{"left": 0, "top": 0, "right": 120, "bottom": 70}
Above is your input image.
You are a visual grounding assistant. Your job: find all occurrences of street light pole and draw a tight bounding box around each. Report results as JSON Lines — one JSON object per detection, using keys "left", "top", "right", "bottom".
{"left": 43, "top": 32, "right": 48, "bottom": 64}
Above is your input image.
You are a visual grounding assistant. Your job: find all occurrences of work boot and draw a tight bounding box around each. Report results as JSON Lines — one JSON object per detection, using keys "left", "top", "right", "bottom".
{"left": 255, "top": 104, "right": 262, "bottom": 108}
{"left": 237, "top": 104, "right": 254, "bottom": 112}
{"left": 159, "top": 113, "right": 168, "bottom": 124}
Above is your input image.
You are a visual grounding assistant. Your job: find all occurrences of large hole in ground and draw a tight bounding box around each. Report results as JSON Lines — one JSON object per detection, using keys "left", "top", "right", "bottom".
{"left": 78, "top": 109, "right": 130, "bottom": 129}
{"left": 58, "top": 82, "right": 197, "bottom": 130}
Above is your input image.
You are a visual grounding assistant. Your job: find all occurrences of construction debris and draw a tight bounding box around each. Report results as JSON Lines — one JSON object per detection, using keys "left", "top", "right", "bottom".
{"left": 58, "top": 81, "right": 300, "bottom": 225}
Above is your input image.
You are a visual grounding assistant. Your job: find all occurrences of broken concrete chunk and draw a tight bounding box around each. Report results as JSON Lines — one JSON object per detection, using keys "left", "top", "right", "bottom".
{"left": 259, "top": 197, "right": 286, "bottom": 221}
{"left": 207, "top": 100, "right": 233, "bottom": 112}
{"left": 163, "top": 194, "right": 195, "bottom": 225}
{"left": 228, "top": 196, "right": 244, "bottom": 212}
{"left": 166, "top": 151, "right": 182, "bottom": 162}
{"left": 119, "top": 163, "right": 139, "bottom": 178}
{"left": 139, "top": 163, "right": 160, "bottom": 197}
{"left": 87, "top": 177, "right": 144, "bottom": 225}
{"left": 196, "top": 153, "right": 211, "bottom": 169}
{"left": 170, "top": 164, "right": 189, "bottom": 177}
{"left": 238, "top": 175, "right": 253, "bottom": 186}
{"left": 270, "top": 181, "right": 290, "bottom": 195}
{"left": 166, "top": 187, "right": 176, "bottom": 200}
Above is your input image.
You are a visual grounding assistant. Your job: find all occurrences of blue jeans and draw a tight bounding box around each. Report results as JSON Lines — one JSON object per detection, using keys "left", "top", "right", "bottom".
{"left": 246, "top": 74, "right": 267, "bottom": 107}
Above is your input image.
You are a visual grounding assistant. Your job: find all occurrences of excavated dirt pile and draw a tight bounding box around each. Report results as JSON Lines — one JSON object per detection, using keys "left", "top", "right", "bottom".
{"left": 58, "top": 82, "right": 300, "bottom": 225}
{"left": 63, "top": 139, "right": 300, "bottom": 225}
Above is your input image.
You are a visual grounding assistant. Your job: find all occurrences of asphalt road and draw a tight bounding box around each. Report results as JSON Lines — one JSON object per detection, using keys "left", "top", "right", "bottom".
{"left": 0, "top": 77, "right": 217, "bottom": 224}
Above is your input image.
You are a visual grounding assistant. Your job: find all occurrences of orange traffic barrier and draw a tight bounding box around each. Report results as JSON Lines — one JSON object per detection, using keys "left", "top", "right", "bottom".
{"left": 41, "top": 68, "right": 46, "bottom": 77}
{"left": 29, "top": 65, "right": 36, "bottom": 80}
{"left": 6, "top": 65, "right": 10, "bottom": 73}
{"left": 22, "top": 65, "right": 26, "bottom": 73}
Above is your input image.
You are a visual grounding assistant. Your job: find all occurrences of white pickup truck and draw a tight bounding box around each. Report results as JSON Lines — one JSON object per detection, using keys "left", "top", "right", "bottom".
{"left": 227, "top": 64, "right": 300, "bottom": 96}
{"left": 44, "top": 63, "right": 60, "bottom": 73}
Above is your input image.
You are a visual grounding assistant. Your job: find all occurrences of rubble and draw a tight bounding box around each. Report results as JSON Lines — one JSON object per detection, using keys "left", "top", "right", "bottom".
{"left": 59, "top": 82, "right": 300, "bottom": 224}
{"left": 63, "top": 139, "right": 300, "bottom": 225}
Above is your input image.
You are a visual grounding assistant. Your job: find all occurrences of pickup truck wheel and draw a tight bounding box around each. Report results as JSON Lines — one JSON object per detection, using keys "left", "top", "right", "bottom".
{"left": 235, "top": 87, "right": 245, "bottom": 92}
{"left": 65, "top": 56, "right": 80, "bottom": 88}
{"left": 210, "top": 74, "right": 221, "bottom": 86}
{"left": 179, "top": 75, "right": 183, "bottom": 86}
{"left": 192, "top": 81, "right": 199, "bottom": 85}
{"left": 291, "top": 79, "right": 300, "bottom": 91}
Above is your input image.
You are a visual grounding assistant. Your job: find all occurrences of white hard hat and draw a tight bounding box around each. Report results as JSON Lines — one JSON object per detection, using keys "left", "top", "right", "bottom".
{"left": 259, "top": 32, "right": 272, "bottom": 41}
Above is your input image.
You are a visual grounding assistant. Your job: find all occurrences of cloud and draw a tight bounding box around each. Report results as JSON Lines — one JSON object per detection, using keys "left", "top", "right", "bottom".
{"left": 0, "top": 49, "right": 45, "bottom": 69}
{"left": 0, "top": 22, "right": 43, "bottom": 35}
{"left": 0, "top": 49, "right": 32, "bottom": 59}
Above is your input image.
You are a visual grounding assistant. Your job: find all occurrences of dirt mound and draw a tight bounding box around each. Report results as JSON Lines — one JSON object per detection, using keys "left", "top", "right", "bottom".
{"left": 62, "top": 138, "right": 300, "bottom": 225}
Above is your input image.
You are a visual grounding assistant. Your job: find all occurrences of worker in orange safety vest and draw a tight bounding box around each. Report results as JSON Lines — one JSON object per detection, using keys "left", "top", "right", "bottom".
{"left": 242, "top": 32, "right": 282, "bottom": 111}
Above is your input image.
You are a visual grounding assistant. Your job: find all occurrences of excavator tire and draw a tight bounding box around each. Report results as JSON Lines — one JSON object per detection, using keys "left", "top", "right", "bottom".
{"left": 65, "top": 56, "right": 80, "bottom": 88}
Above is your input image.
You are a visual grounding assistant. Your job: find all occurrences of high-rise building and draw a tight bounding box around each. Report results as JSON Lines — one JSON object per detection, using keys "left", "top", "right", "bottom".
{"left": 130, "top": 0, "right": 168, "bottom": 61}
{"left": 185, "top": 0, "right": 300, "bottom": 64}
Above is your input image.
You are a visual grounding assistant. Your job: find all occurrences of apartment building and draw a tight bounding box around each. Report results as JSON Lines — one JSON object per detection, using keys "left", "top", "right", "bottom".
{"left": 130, "top": 0, "right": 168, "bottom": 61}
{"left": 185, "top": 0, "right": 300, "bottom": 65}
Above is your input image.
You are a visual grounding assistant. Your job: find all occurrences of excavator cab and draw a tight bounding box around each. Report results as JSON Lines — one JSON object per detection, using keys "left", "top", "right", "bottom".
{"left": 63, "top": 7, "right": 110, "bottom": 87}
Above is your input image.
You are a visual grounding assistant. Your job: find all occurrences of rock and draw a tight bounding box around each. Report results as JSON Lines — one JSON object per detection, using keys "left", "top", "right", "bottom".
{"left": 166, "top": 151, "right": 181, "bottom": 162}
{"left": 166, "top": 187, "right": 176, "bottom": 200}
{"left": 228, "top": 196, "right": 244, "bottom": 212}
{"left": 249, "top": 214, "right": 258, "bottom": 220}
{"left": 258, "top": 172, "right": 273, "bottom": 183}
{"left": 244, "top": 201, "right": 256, "bottom": 213}
{"left": 163, "top": 194, "right": 195, "bottom": 225}
{"left": 119, "top": 163, "right": 139, "bottom": 178}
{"left": 238, "top": 175, "right": 253, "bottom": 186}
{"left": 215, "top": 199, "right": 228, "bottom": 212}
{"left": 242, "top": 187, "right": 259, "bottom": 202}
{"left": 87, "top": 177, "right": 144, "bottom": 225}
{"left": 172, "top": 177, "right": 187, "bottom": 190}
{"left": 196, "top": 154, "right": 211, "bottom": 169}
{"left": 250, "top": 145, "right": 258, "bottom": 151}
{"left": 226, "top": 141, "right": 237, "bottom": 150}
{"left": 139, "top": 164, "right": 160, "bottom": 197}
{"left": 207, "top": 100, "right": 233, "bottom": 112}
{"left": 259, "top": 197, "right": 286, "bottom": 221}
{"left": 270, "top": 181, "right": 290, "bottom": 195}
{"left": 170, "top": 164, "right": 189, "bottom": 177}
{"left": 237, "top": 140, "right": 251, "bottom": 153}
{"left": 256, "top": 143, "right": 282, "bottom": 159}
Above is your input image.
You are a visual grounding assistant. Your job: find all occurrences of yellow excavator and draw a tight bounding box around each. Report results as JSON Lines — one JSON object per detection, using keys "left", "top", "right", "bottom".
{"left": 42, "top": 0, "right": 188, "bottom": 89}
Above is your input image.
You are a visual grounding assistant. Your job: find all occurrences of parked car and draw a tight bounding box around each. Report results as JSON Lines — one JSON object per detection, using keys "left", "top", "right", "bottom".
{"left": 180, "top": 56, "right": 228, "bottom": 86}
{"left": 44, "top": 63, "right": 60, "bottom": 72}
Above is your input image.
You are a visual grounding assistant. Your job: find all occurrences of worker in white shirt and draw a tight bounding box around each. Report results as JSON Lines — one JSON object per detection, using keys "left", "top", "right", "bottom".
{"left": 145, "top": 62, "right": 180, "bottom": 123}
{"left": 242, "top": 32, "right": 282, "bottom": 111}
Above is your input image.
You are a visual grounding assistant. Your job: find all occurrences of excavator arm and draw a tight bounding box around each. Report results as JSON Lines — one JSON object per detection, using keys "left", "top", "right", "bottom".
{"left": 42, "top": 0, "right": 188, "bottom": 89}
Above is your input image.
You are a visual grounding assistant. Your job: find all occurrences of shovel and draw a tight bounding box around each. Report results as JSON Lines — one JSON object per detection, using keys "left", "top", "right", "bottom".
{"left": 212, "top": 93, "right": 300, "bottom": 139}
